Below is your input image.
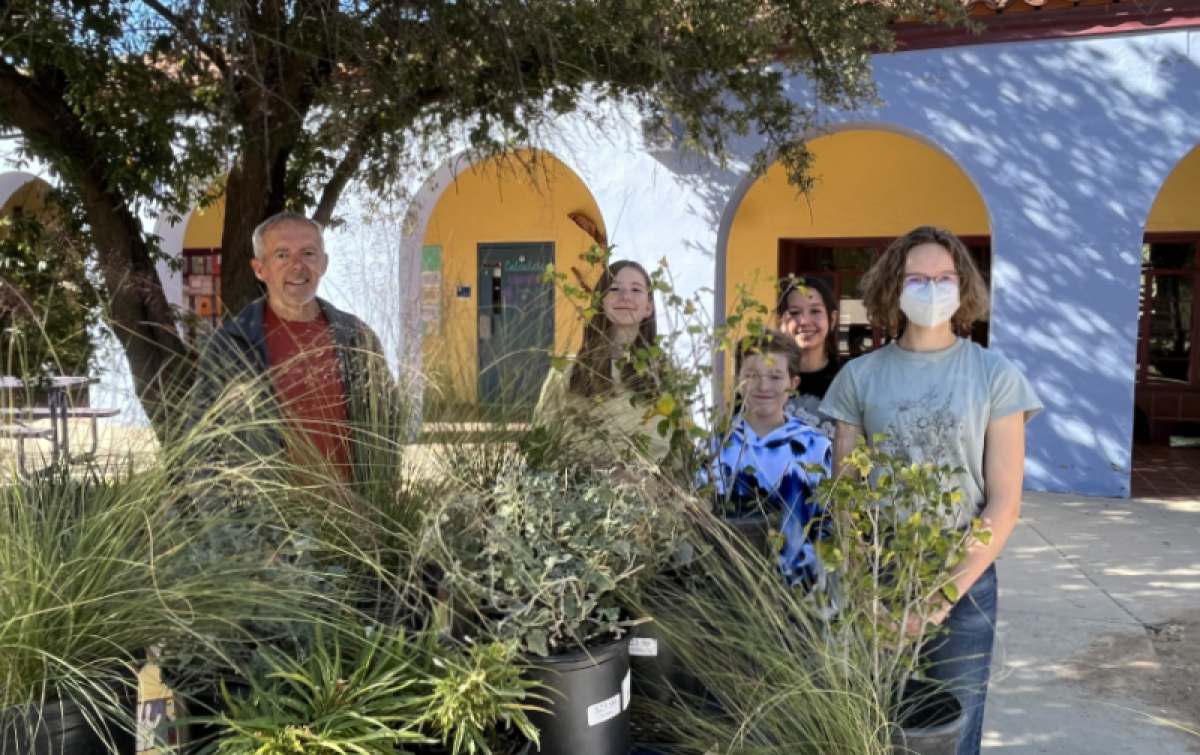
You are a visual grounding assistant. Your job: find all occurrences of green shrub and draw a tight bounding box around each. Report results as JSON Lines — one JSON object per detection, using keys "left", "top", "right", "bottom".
{"left": 429, "top": 466, "right": 681, "bottom": 657}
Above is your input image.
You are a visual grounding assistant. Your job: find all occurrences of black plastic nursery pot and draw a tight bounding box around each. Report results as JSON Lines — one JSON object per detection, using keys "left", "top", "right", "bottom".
{"left": 174, "top": 681, "right": 251, "bottom": 755}
{"left": 524, "top": 635, "right": 632, "bottom": 755}
{"left": 889, "top": 679, "right": 967, "bottom": 755}
{"left": 629, "top": 621, "right": 704, "bottom": 705}
{"left": 722, "top": 514, "right": 779, "bottom": 560}
{"left": 0, "top": 694, "right": 137, "bottom": 755}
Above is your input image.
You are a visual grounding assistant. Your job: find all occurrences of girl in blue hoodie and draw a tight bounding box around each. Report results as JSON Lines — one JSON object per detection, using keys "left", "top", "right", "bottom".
{"left": 706, "top": 330, "right": 833, "bottom": 590}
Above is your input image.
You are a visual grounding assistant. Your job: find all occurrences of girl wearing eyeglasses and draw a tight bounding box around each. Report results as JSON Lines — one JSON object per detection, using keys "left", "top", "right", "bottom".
{"left": 820, "top": 226, "right": 1042, "bottom": 755}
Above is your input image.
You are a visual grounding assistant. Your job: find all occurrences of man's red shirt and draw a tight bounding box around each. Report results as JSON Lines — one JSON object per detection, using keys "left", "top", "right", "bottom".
{"left": 263, "top": 304, "right": 353, "bottom": 481}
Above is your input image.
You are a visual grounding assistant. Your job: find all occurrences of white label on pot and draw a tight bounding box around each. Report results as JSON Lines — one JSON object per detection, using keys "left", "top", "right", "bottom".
{"left": 629, "top": 637, "right": 658, "bottom": 657}
{"left": 622, "top": 670, "right": 631, "bottom": 710}
{"left": 587, "top": 693, "right": 621, "bottom": 727}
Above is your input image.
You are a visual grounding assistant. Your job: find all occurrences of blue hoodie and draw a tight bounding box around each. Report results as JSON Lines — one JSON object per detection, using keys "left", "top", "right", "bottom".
{"left": 705, "top": 415, "right": 833, "bottom": 588}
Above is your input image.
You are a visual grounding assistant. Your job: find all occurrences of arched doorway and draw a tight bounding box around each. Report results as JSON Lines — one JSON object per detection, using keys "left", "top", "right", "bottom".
{"left": 1136, "top": 144, "right": 1200, "bottom": 447}
{"left": 419, "top": 151, "right": 605, "bottom": 408}
{"left": 723, "top": 129, "right": 991, "bottom": 358}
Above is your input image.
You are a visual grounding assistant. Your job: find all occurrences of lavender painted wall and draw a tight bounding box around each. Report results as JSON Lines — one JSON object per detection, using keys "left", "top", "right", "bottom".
{"left": 806, "top": 30, "right": 1200, "bottom": 497}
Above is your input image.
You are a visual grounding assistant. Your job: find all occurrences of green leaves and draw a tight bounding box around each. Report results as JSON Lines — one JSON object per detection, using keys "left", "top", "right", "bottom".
{"left": 0, "top": 192, "right": 101, "bottom": 381}
{"left": 430, "top": 466, "right": 680, "bottom": 657}
{"left": 814, "top": 437, "right": 986, "bottom": 717}
{"left": 212, "top": 623, "right": 539, "bottom": 755}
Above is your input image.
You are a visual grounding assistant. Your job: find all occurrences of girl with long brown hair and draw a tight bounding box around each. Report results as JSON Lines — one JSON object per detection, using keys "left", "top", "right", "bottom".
{"left": 821, "top": 226, "right": 1042, "bottom": 755}
{"left": 534, "top": 260, "right": 670, "bottom": 465}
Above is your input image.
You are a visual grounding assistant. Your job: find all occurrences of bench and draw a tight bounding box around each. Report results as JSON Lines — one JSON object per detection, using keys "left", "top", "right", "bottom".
{"left": 0, "top": 424, "right": 54, "bottom": 476}
{"left": 0, "top": 407, "right": 121, "bottom": 456}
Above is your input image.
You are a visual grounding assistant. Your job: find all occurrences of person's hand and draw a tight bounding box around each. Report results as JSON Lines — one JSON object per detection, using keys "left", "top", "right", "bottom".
{"left": 900, "top": 599, "right": 952, "bottom": 637}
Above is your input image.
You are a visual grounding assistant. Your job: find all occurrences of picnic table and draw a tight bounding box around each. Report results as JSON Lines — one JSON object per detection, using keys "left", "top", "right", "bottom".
{"left": 0, "top": 376, "right": 119, "bottom": 475}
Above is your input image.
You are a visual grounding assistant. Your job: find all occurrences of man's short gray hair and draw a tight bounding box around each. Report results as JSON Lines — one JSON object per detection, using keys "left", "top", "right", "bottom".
{"left": 252, "top": 212, "right": 325, "bottom": 259}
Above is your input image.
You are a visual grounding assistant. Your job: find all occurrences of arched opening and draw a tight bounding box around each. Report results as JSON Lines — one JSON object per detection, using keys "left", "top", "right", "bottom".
{"left": 0, "top": 176, "right": 97, "bottom": 380}
{"left": 723, "top": 129, "right": 991, "bottom": 358}
{"left": 420, "top": 151, "right": 606, "bottom": 408}
{"left": 1135, "top": 144, "right": 1200, "bottom": 454}
{"left": 0, "top": 175, "right": 50, "bottom": 217}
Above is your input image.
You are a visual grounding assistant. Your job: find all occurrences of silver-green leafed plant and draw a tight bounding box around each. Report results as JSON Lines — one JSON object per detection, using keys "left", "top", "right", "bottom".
{"left": 428, "top": 466, "right": 681, "bottom": 658}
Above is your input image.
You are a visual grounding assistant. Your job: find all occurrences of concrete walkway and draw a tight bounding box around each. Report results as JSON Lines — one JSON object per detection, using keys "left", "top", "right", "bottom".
{"left": 985, "top": 492, "right": 1200, "bottom": 753}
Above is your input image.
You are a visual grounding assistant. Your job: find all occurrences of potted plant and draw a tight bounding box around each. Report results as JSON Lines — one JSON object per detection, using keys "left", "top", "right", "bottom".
{"left": 628, "top": 438, "right": 982, "bottom": 755}
{"left": 427, "top": 465, "right": 680, "bottom": 755}
{"left": 0, "top": 461, "right": 296, "bottom": 755}
{"left": 815, "top": 438, "right": 983, "bottom": 754}
{"left": 630, "top": 495, "right": 890, "bottom": 755}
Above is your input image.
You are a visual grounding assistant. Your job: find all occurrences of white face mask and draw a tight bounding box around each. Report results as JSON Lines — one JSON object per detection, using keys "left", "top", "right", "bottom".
{"left": 900, "top": 280, "right": 960, "bottom": 329}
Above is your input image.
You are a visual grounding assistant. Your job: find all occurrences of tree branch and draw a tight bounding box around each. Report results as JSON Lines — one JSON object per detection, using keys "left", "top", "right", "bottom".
{"left": 311, "top": 88, "right": 450, "bottom": 225}
{"left": 312, "top": 112, "right": 379, "bottom": 226}
{"left": 142, "top": 0, "right": 230, "bottom": 77}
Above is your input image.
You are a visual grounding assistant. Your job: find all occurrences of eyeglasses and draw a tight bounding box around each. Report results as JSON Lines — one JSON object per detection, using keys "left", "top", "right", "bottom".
{"left": 904, "top": 273, "right": 959, "bottom": 288}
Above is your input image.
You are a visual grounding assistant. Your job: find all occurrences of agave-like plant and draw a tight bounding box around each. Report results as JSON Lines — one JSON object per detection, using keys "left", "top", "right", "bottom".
{"left": 204, "top": 617, "right": 542, "bottom": 755}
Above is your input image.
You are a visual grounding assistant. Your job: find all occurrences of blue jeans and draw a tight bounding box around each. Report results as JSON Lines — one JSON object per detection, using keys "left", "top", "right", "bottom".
{"left": 921, "top": 563, "right": 998, "bottom": 755}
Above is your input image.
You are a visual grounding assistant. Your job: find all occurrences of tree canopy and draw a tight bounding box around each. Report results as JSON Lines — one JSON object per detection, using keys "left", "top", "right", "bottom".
{"left": 0, "top": 0, "right": 963, "bottom": 433}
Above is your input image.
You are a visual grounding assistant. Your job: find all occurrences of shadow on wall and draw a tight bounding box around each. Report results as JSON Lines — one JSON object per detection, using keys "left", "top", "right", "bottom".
{"left": 755, "top": 35, "right": 1200, "bottom": 498}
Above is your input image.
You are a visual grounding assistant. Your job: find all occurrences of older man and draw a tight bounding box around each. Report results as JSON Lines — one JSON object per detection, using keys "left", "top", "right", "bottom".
{"left": 189, "top": 211, "right": 399, "bottom": 482}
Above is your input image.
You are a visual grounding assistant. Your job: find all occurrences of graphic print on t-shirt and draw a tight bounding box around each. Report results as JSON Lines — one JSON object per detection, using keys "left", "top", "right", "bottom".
{"left": 820, "top": 339, "right": 1044, "bottom": 529}
{"left": 876, "top": 388, "right": 964, "bottom": 467}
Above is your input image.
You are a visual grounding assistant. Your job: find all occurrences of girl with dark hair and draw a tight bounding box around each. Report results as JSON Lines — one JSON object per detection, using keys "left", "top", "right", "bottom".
{"left": 821, "top": 226, "right": 1042, "bottom": 755}
{"left": 533, "top": 260, "right": 670, "bottom": 465}
{"left": 777, "top": 276, "right": 841, "bottom": 436}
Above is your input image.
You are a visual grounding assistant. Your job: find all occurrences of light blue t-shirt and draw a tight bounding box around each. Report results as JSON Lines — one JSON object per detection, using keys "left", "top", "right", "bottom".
{"left": 820, "top": 338, "right": 1043, "bottom": 528}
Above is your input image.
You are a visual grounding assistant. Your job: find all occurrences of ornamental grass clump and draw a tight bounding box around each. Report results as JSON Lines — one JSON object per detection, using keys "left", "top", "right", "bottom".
{"left": 0, "top": 456, "right": 316, "bottom": 749}
{"left": 630, "top": 438, "right": 983, "bottom": 753}
{"left": 427, "top": 465, "right": 682, "bottom": 658}
{"left": 631, "top": 491, "right": 890, "bottom": 755}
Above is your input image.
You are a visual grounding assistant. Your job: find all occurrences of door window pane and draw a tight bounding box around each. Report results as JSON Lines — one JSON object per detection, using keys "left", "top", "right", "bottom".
{"left": 1146, "top": 273, "right": 1193, "bottom": 385}
{"left": 798, "top": 247, "right": 836, "bottom": 271}
{"left": 833, "top": 247, "right": 875, "bottom": 272}
{"left": 840, "top": 274, "right": 872, "bottom": 357}
{"left": 1145, "top": 242, "right": 1197, "bottom": 271}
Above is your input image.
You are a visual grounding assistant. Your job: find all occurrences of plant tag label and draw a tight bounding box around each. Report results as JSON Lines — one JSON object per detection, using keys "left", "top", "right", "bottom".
{"left": 587, "top": 694, "right": 621, "bottom": 727}
{"left": 622, "top": 670, "right": 631, "bottom": 710}
{"left": 629, "top": 637, "right": 658, "bottom": 657}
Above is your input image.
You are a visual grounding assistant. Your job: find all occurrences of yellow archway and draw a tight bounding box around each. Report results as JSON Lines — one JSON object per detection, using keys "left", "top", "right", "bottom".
{"left": 421, "top": 152, "right": 606, "bottom": 403}
{"left": 1146, "top": 145, "right": 1200, "bottom": 234}
{"left": 725, "top": 129, "right": 990, "bottom": 327}
{"left": 183, "top": 194, "right": 226, "bottom": 248}
{"left": 0, "top": 177, "right": 52, "bottom": 223}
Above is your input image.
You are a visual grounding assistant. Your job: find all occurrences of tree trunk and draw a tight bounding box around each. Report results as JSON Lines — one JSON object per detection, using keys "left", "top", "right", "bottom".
{"left": 219, "top": 155, "right": 275, "bottom": 316}
{"left": 79, "top": 177, "right": 193, "bottom": 440}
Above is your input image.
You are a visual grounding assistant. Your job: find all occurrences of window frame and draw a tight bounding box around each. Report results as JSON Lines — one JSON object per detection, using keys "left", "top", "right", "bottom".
{"left": 1139, "top": 233, "right": 1200, "bottom": 392}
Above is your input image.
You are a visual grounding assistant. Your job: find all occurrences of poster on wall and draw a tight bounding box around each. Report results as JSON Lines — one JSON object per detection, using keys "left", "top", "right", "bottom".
{"left": 421, "top": 245, "right": 443, "bottom": 337}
